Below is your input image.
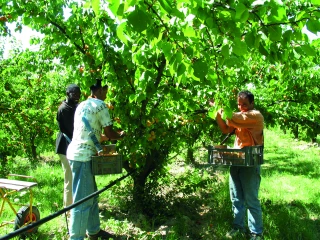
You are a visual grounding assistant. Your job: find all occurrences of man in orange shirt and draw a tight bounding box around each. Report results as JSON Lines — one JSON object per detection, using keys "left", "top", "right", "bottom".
{"left": 216, "top": 90, "right": 264, "bottom": 240}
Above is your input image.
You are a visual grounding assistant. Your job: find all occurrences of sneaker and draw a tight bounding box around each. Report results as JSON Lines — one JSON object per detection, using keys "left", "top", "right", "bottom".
{"left": 250, "top": 233, "right": 263, "bottom": 240}
{"left": 87, "top": 229, "right": 113, "bottom": 240}
{"left": 226, "top": 228, "right": 245, "bottom": 239}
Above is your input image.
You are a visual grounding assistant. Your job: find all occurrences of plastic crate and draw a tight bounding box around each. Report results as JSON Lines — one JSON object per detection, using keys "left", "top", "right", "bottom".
{"left": 91, "top": 145, "right": 123, "bottom": 175}
{"left": 207, "top": 145, "right": 264, "bottom": 167}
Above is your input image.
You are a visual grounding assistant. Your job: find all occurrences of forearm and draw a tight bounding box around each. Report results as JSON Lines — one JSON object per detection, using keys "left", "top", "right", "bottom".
{"left": 103, "top": 126, "right": 124, "bottom": 140}
{"left": 100, "top": 134, "right": 110, "bottom": 142}
{"left": 216, "top": 110, "right": 234, "bottom": 134}
{"left": 216, "top": 117, "right": 230, "bottom": 134}
{"left": 107, "top": 131, "right": 123, "bottom": 140}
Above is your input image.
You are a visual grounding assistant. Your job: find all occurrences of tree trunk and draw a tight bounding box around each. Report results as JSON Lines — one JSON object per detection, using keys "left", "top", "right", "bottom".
{"left": 131, "top": 147, "right": 169, "bottom": 215}
{"left": 29, "top": 135, "right": 38, "bottom": 164}
{"left": 186, "top": 147, "right": 195, "bottom": 165}
{"left": 0, "top": 153, "right": 8, "bottom": 176}
{"left": 293, "top": 125, "right": 299, "bottom": 139}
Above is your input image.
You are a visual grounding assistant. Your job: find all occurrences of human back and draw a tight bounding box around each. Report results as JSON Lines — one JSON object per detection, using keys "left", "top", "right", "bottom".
{"left": 67, "top": 97, "right": 112, "bottom": 161}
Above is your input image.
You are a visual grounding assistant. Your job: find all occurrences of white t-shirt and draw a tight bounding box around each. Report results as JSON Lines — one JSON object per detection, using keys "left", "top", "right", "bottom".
{"left": 66, "top": 98, "right": 113, "bottom": 162}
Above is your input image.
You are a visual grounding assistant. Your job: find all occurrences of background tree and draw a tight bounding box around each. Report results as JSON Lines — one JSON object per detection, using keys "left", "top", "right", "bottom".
{"left": 0, "top": 49, "right": 75, "bottom": 168}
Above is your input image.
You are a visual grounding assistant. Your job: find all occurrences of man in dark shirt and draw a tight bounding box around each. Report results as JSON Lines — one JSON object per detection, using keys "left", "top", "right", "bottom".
{"left": 55, "top": 84, "right": 81, "bottom": 208}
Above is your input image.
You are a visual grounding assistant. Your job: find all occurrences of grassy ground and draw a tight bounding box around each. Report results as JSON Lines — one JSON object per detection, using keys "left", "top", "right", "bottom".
{"left": 0, "top": 127, "right": 319, "bottom": 239}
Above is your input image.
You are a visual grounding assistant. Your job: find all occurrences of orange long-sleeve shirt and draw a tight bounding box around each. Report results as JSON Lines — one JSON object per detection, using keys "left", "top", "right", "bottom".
{"left": 226, "top": 110, "right": 264, "bottom": 148}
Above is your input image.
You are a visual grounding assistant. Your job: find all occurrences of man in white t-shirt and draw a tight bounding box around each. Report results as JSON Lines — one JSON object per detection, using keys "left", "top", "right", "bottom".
{"left": 67, "top": 79, "right": 124, "bottom": 240}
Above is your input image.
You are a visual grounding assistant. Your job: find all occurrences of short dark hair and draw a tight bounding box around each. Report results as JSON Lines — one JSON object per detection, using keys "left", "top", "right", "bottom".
{"left": 90, "top": 79, "right": 108, "bottom": 93}
{"left": 238, "top": 90, "right": 254, "bottom": 103}
{"left": 90, "top": 79, "right": 102, "bottom": 92}
{"left": 66, "top": 84, "right": 80, "bottom": 93}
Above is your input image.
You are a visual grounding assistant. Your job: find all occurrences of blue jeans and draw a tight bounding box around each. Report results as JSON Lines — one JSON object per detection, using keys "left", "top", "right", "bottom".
{"left": 69, "top": 160, "right": 101, "bottom": 240}
{"left": 229, "top": 166, "right": 263, "bottom": 235}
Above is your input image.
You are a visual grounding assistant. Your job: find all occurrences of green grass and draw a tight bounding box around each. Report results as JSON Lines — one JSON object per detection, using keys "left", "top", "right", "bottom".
{"left": 260, "top": 127, "right": 320, "bottom": 240}
{"left": 0, "top": 156, "right": 119, "bottom": 239}
{"left": 0, "top": 127, "right": 319, "bottom": 239}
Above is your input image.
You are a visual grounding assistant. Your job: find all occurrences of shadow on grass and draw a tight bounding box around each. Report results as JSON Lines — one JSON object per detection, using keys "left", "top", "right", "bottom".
{"left": 98, "top": 173, "right": 231, "bottom": 239}
{"left": 263, "top": 147, "right": 319, "bottom": 178}
{"left": 263, "top": 158, "right": 319, "bottom": 178}
{"left": 261, "top": 199, "right": 320, "bottom": 240}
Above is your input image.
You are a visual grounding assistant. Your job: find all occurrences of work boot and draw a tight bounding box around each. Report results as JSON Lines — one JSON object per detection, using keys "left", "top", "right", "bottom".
{"left": 250, "top": 233, "right": 263, "bottom": 240}
{"left": 87, "top": 229, "right": 113, "bottom": 240}
{"left": 226, "top": 228, "right": 246, "bottom": 239}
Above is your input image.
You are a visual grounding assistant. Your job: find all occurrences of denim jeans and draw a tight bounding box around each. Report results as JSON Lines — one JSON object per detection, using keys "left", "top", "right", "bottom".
{"left": 69, "top": 160, "right": 101, "bottom": 240}
{"left": 229, "top": 166, "right": 263, "bottom": 235}
{"left": 58, "top": 154, "right": 73, "bottom": 207}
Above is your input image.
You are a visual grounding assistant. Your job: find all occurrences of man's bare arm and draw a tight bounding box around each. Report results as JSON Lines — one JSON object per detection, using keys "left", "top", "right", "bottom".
{"left": 103, "top": 125, "right": 124, "bottom": 140}
{"left": 216, "top": 109, "right": 235, "bottom": 134}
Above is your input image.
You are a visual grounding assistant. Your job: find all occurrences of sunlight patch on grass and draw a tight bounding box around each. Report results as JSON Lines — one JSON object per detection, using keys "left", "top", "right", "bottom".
{"left": 262, "top": 174, "right": 319, "bottom": 203}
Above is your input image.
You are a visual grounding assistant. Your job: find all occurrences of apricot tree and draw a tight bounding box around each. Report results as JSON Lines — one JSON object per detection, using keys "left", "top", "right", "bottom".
{"left": 1, "top": 0, "right": 320, "bottom": 212}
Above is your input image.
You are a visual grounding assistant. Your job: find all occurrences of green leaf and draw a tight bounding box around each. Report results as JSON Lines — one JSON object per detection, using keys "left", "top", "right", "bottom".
{"left": 259, "top": 43, "right": 269, "bottom": 57}
{"left": 235, "top": 3, "right": 246, "bottom": 19}
{"left": 240, "top": 10, "right": 249, "bottom": 23}
{"left": 222, "top": 76, "right": 230, "bottom": 86}
{"left": 109, "top": 0, "right": 120, "bottom": 17}
{"left": 129, "top": 94, "right": 137, "bottom": 103}
{"left": 193, "top": 60, "right": 208, "bottom": 80}
{"left": 172, "top": 8, "right": 185, "bottom": 19}
{"left": 137, "top": 93, "right": 146, "bottom": 103}
{"left": 158, "top": 41, "right": 172, "bottom": 59}
{"left": 158, "top": 0, "right": 173, "bottom": 14}
{"left": 117, "top": 3, "right": 124, "bottom": 17}
{"left": 223, "top": 106, "right": 233, "bottom": 119}
{"left": 83, "top": 2, "right": 91, "bottom": 8}
{"left": 245, "top": 31, "right": 255, "bottom": 49}
{"left": 127, "top": 9, "right": 149, "bottom": 33}
{"left": 306, "top": 19, "right": 320, "bottom": 34}
{"left": 232, "top": 38, "right": 247, "bottom": 56}
{"left": 208, "top": 106, "right": 218, "bottom": 119}
{"left": 235, "top": 3, "right": 249, "bottom": 22}
{"left": 22, "top": 16, "right": 31, "bottom": 25}
{"left": 91, "top": 0, "right": 100, "bottom": 16}
{"left": 197, "top": 7, "right": 209, "bottom": 21}
{"left": 311, "top": 0, "right": 320, "bottom": 5}
{"left": 185, "top": 46, "right": 194, "bottom": 58}
{"left": 254, "top": 34, "right": 261, "bottom": 49}
{"left": 221, "top": 45, "right": 229, "bottom": 58}
{"left": 116, "top": 22, "right": 128, "bottom": 45}
{"left": 282, "top": 30, "right": 292, "bottom": 45}
{"left": 207, "top": 69, "right": 218, "bottom": 81}
{"left": 268, "top": 25, "right": 282, "bottom": 41}
{"left": 184, "top": 26, "right": 196, "bottom": 38}
{"left": 219, "top": 10, "right": 232, "bottom": 20}
{"left": 292, "top": 49, "right": 301, "bottom": 59}
{"left": 175, "top": 50, "right": 183, "bottom": 63}
{"left": 301, "top": 45, "right": 316, "bottom": 56}
{"left": 177, "top": 62, "right": 186, "bottom": 77}
{"left": 296, "top": 11, "right": 307, "bottom": 21}
{"left": 205, "top": 17, "right": 214, "bottom": 28}
{"left": 224, "top": 56, "right": 240, "bottom": 68}
{"left": 269, "top": 6, "right": 287, "bottom": 22}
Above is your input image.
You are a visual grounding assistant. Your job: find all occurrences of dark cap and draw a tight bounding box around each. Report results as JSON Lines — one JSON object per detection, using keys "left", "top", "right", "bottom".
{"left": 66, "top": 84, "right": 80, "bottom": 93}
